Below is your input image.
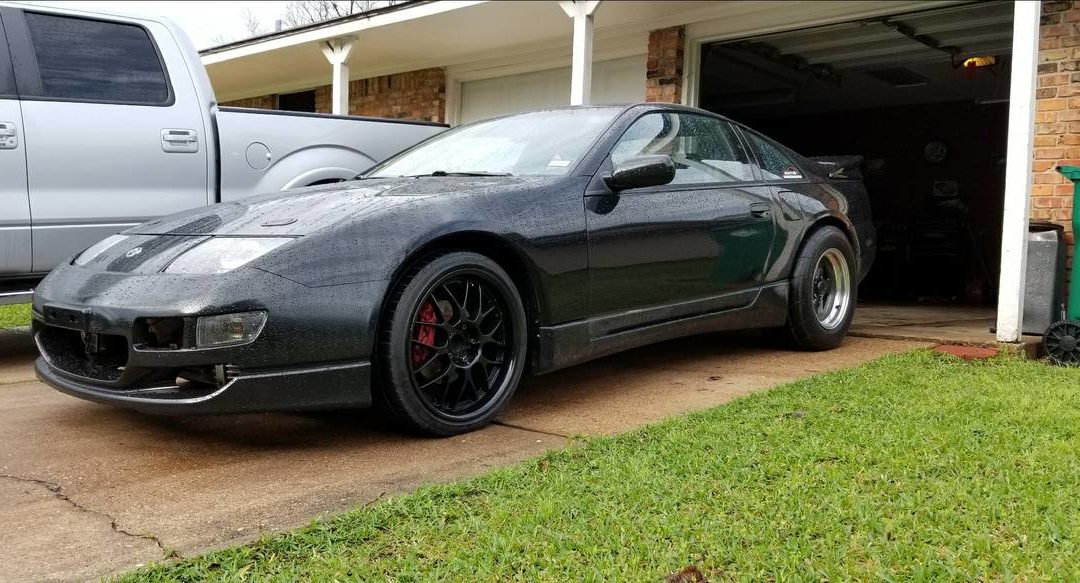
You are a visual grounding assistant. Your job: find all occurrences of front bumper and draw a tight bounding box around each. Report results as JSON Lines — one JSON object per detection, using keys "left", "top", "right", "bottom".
{"left": 32, "top": 262, "right": 390, "bottom": 414}
{"left": 36, "top": 356, "right": 370, "bottom": 414}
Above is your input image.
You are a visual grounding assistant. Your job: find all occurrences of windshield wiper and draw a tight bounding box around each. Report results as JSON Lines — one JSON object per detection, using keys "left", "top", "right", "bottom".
{"left": 408, "top": 170, "right": 513, "bottom": 177}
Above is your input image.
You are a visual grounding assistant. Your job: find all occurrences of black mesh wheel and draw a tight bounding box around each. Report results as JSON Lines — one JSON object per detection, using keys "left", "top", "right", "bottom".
{"left": 378, "top": 252, "right": 528, "bottom": 436}
{"left": 1044, "top": 320, "right": 1080, "bottom": 365}
{"left": 407, "top": 273, "right": 512, "bottom": 418}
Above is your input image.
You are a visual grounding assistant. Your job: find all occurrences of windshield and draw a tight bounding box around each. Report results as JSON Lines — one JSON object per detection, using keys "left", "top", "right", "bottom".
{"left": 368, "top": 108, "right": 622, "bottom": 178}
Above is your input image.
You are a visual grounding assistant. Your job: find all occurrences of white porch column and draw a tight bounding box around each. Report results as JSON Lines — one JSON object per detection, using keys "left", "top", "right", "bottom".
{"left": 996, "top": 0, "right": 1041, "bottom": 342}
{"left": 321, "top": 39, "right": 355, "bottom": 115}
{"left": 559, "top": 1, "right": 600, "bottom": 105}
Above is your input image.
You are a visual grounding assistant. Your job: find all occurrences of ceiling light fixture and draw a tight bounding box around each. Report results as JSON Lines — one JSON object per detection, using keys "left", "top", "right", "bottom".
{"left": 963, "top": 56, "right": 997, "bottom": 69}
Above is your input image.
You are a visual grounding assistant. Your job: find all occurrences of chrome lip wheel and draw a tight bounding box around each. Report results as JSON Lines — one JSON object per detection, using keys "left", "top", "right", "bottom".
{"left": 811, "top": 248, "right": 852, "bottom": 330}
{"left": 408, "top": 274, "right": 511, "bottom": 418}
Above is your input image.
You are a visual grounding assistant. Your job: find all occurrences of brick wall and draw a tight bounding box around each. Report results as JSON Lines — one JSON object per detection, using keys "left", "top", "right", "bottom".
{"left": 646, "top": 26, "right": 685, "bottom": 103}
{"left": 313, "top": 85, "right": 330, "bottom": 114}
{"left": 353, "top": 67, "right": 445, "bottom": 122}
{"left": 220, "top": 94, "right": 278, "bottom": 109}
{"left": 224, "top": 68, "right": 445, "bottom": 122}
{"left": 1035, "top": 0, "right": 1080, "bottom": 250}
{"left": 313, "top": 67, "right": 446, "bottom": 122}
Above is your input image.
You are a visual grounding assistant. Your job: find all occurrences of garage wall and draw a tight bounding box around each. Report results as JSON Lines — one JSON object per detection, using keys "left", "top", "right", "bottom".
{"left": 314, "top": 68, "right": 446, "bottom": 122}
{"left": 220, "top": 94, "right": 278, "bottom": 109}
{"left": 459, "top": 55, "right": 646, "bottom": 124}
{"left": 221, "top": 68, "right": 446, "bottom": 122}
{"left": 646, "top": 27, "right": 684, "bottom": 103}
{"left": 1033, "top": 0, "right": 1080, "bottom": 248}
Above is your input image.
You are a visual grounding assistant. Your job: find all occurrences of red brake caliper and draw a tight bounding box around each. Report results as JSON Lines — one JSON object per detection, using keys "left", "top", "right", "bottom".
{"left": 412, "top": 302, "right": 438, "bottom": 367}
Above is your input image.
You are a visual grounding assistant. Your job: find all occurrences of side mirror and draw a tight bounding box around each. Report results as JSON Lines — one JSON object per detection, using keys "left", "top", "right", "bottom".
{"left": 603, "top": 155, "right": 675, "bottom": 192}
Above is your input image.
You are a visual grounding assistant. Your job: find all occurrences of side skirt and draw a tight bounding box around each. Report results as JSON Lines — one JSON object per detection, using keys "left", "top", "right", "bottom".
{"left": 531, "top": 280, "right": 789, "bottom": 374}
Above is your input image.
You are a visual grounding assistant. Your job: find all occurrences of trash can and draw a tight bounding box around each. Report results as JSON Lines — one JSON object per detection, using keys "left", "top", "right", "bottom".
{"left": 1024, "top": 222, "right": 1066, "bottom": 335}
{"left": 1044, "top": 167, "right": 1080, "bottom": 364}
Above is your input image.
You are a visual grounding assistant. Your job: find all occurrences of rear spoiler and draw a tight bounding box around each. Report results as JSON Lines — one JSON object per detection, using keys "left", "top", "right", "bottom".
{"left": 808, "top": 155, "right": 864, "bottom": 181}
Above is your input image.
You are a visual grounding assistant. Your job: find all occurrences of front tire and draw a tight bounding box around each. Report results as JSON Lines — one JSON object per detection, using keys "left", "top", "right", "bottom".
{"left": 774, "top": 226, "right": 856, "bottom": 350}
{"left": 378, "top": 252, "right": 528, "bottom": 436}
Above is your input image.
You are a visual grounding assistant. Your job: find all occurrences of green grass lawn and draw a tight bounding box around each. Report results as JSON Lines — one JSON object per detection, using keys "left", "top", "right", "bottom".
{"left": 0, "top": 303, "right": 30, "bottom": 329}
{"left": 120, "top": 351, "right": 1080, "bottom": 581}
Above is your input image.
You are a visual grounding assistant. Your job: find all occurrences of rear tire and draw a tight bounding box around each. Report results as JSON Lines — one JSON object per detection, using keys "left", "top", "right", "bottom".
{"left": 378, "top": 252, "right": 528, "bottom": 436}
{"left": 773, "top": 226, "right": 856, "bottom": 350}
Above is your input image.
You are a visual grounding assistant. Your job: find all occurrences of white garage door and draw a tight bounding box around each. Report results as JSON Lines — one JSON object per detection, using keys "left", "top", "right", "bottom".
{"left": 459, "top": 54, "right": 646, "bottom": 124}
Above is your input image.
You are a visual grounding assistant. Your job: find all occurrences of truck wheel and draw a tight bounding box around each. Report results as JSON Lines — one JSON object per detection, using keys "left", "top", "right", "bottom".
{"left": 773, "top": 226, "right": 856, "bottom": 350}
{"left": 378, "top": 252, "right": 528, "bottom": 436}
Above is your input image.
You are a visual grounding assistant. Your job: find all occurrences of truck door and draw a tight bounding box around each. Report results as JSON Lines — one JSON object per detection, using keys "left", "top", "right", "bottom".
{"left": 0, "top": 12, "right": 30, "bottom": 276}
{"left": 1, "top": 8, "right": 209, "bottom": 273}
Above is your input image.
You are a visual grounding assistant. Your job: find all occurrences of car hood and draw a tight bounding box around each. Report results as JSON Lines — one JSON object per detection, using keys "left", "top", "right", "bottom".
{"left": 125, "top": 176, "right": 539, "bottom": 237}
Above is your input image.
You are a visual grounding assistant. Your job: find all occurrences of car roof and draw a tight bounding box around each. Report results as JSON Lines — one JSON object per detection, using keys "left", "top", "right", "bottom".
{"left": 475, "top": 103, "right": 739, "bottom": 128}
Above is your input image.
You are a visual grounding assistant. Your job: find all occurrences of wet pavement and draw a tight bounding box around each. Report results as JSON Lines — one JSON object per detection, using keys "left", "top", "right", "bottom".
{"left": 0, "top": 328, "right": 922, "bottom": 581}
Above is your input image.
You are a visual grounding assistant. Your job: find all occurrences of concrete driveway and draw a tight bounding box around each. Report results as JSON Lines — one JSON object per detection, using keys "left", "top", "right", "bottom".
{"left": 0, "top": 327, "right": 922, "bottom": 581}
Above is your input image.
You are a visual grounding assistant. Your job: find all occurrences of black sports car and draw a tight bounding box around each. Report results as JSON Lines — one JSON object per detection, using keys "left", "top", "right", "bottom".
{"left": 33, "top": 104, "right": 874, "bottom": 435}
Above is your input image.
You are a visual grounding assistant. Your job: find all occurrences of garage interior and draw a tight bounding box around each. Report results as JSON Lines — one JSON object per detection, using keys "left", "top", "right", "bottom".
{"left": 698, "top": 1, "right": 1015, "bottom": 320}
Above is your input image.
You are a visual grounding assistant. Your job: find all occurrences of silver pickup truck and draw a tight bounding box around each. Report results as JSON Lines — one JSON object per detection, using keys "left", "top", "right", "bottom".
{"left": 0, "top": 3, "right": 445, "bottom": 304}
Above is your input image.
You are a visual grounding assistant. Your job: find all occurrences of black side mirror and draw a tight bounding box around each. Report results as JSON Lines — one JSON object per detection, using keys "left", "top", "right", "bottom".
{"left": 603, "top": 155, "right": 675, "bottom": 192}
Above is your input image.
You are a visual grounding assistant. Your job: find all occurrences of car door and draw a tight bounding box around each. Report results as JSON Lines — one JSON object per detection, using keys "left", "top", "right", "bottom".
{"left": 1, "top": 7, "right": 208, "bottom": 273}
{"left": 0, "top": 12, "right": 30, "bottom": 276}
{"left": 585, "top": 111, "right": 776, "bottom": 336}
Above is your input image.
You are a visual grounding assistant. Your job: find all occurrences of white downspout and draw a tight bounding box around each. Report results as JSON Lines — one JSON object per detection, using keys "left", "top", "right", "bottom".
{"left": 995, "top": 0, "right": 1041, "bottom": 342}
{"left": 322, "top": 39, "right": 355, "bottom": 116}
{"left": 559, "top": 1, "right": 601, "bottom": 106}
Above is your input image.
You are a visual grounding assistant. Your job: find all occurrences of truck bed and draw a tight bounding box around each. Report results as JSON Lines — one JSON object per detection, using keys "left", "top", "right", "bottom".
{"left": 215, "top": 107, "right": 446, "bottom": 202}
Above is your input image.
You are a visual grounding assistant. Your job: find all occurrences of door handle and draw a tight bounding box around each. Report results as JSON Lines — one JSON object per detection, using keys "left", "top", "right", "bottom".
{"left": 750, "top": 202, "right": 772, "bottom": 219}
{"left": 0, "top": 122, "right": 17, "bottom": 149}
{"left": 161, "top": 129, "right": 199, "bottom": 153}
{"left": 162, "top": 130, "right": 197, "bottom": 142}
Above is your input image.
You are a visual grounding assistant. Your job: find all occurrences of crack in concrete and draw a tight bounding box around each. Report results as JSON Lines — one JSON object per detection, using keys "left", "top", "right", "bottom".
{"left": 366, "top": 491, "right": 388, "bottom": 507}
{"left": 492, "top": 420, "right": 569, "bottom": 439}
{"left": 1, "top": 473, "right": 174, "bottom": 558}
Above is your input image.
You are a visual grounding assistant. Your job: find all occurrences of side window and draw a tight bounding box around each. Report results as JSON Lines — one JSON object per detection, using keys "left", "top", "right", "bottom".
{"left": 746, "top": 131, "right": 803, "bottom": 180}
{"left": 611, "top": 112, "right": 755, "bottom": 185}
{"left": 0, "top": 14, "right": 15, "bottom": 97}
{"left": 23, "top": 12, "right": 170, "bottom": 104}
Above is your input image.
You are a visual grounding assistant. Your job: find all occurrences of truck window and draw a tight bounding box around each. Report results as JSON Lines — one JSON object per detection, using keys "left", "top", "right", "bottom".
{"left": 0, "top": 15, "right": 14, "bottom": 97}
{"left": 23, "top": 12, "right": 170, "bottom": 105}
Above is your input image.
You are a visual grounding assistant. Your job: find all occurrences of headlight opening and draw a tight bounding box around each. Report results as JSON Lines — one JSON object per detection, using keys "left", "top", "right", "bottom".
{"left": 73, "top": 234, "right": 128, "bottom": 266}
{"left": 164, "top": 237, "right": 291, "bottom": 275}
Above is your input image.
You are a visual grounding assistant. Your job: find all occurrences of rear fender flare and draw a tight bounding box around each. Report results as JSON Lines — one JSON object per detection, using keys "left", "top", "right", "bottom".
{"left": 805, "top": 210, "right": 861, "bottom": 259}
{"left": 768, "top": 210, "right": 862, "bottom": 284}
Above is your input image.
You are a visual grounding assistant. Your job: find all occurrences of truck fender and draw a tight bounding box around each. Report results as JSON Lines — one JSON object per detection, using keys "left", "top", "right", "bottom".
{"left": 280, "top": 167, "right": 360, "bottom": 190}
{"left": 230, "top": 145, "right": 378, "bottom": 198}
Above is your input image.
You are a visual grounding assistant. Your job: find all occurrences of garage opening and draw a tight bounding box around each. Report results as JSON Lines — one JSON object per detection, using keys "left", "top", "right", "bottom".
{"left": 698, "top": 1, "right": 1014, "bottom": 314}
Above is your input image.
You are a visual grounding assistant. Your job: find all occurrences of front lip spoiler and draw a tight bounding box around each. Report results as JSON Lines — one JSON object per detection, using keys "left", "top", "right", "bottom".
{"left": 36, "top": 358, "right": 372, "bottom": 414}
